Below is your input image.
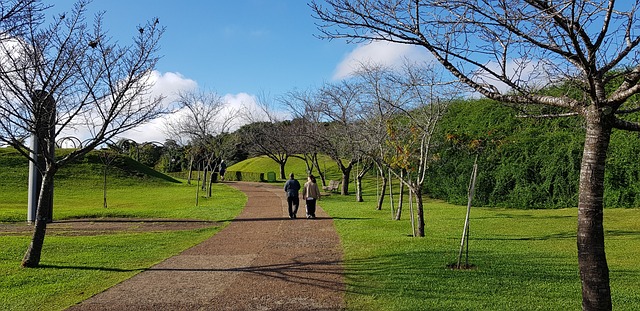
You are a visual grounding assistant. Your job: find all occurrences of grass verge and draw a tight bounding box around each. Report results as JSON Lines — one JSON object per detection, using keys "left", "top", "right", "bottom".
{"left": 320, "top": 193, "right": 640, "bottom": 311}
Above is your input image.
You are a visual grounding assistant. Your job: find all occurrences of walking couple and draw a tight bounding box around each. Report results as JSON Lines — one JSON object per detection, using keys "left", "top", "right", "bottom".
{"left": 284, "top": 173, "right": 321, "bottom": 219}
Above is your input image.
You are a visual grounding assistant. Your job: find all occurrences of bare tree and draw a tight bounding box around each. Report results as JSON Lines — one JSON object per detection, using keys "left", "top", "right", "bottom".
{"left": 237, "top": 120, "right": 295, "bottom": 179}
{"left": 0, "top": 1, "right": 47, "bottom": 39}
{"left": 239, "top": 94, "right": 296, "bottom": 179}
{"left": 165, "top": 89, "right": 237, "bottom": 193}
{"left": 0, "top": 0, "right": 164, "bottom": 267}
{"left": 279, "top": 89, "right": 333, "bottom": 184}
{"left": 311, "top": 0, "right": 640, "bottom": 309}
{"left": 99, "top": 149, "right": 118, "bottom": 208}
{"left": 313, "top": 80, "right": 370, "bottom": 195}
{"left": 353, "top": 61, "right": 407, "bottom": 210}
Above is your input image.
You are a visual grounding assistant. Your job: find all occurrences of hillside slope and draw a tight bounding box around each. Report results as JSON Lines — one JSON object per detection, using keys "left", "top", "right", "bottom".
{"left": 0, "top": 148, "right": 180, "bottom": 191}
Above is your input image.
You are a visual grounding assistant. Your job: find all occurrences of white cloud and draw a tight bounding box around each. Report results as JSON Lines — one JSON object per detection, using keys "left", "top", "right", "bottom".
{"left": 474, "top": 58, "right": 552, "bottom": 94}
{"left": 333, "top": 41, "right": 433, "bottom": 79}
{"left": 116, "top": 71, "right": 197, "bottom": 143}
{"left": 223, "top": 93, "right": 291, "bottom": 129}
{"left": 59, "top": 71, "right": 197, "bottom": 146}
{"left": 223, "top": 92, "right": 259, "bottom": 127}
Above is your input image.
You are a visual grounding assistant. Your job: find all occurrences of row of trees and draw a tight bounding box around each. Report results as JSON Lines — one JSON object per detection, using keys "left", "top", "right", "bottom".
{"left": 3, "top": 0, "right": 638, "bottom": 308}
{"left": 232, "top": 61, "right": 459, "bottom": 240}
{"left": 309, "top": 1, "right": 640, "bottom": 309}
{"left": 146, "top": 1, "right": 638, "bottom": 309}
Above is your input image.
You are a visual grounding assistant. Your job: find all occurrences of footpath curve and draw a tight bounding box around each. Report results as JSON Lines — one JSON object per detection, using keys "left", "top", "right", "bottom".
{"left": 68, "top": 181, "right": 345, "bottom": 311}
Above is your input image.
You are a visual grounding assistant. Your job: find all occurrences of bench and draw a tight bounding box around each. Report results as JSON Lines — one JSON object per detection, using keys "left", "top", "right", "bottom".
{"left": 322, "top": 180, "right": 341, "bottom": 193}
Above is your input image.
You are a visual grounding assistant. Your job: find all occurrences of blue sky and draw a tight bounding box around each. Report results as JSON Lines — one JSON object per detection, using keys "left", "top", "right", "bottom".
{"left": 52, "top": 0, "right": 432, "bottom": 142}
{"left": 53, "top": 1, "right": 348, "bottom": 94}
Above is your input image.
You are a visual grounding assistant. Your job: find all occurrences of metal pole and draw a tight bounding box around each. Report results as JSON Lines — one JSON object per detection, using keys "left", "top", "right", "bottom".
{"left": 27, "top": 136, "right": 40, "bottom": 224}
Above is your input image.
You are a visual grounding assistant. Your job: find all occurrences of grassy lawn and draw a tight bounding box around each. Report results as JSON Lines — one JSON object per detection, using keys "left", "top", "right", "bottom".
{"left": 1, "top": 166, "right": 246, "bottom": 311}
{"left": 320, "top": 192, "right": 640, "bottom": 310}
{"left": 233, "top": 154, "right": 640, "bottom": 310}
{"left": 2, "top": 151, "right": 639, "bottom": 310}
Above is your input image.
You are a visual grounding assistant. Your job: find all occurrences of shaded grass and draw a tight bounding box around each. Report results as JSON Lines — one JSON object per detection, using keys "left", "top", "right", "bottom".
{"left": 320, "top": 192, "right": 640, "bottom": 311}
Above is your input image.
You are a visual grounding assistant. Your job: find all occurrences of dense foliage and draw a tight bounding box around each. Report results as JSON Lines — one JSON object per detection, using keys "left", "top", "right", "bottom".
{"left": 426, "top": 99, "right": 640, "bottom": 208}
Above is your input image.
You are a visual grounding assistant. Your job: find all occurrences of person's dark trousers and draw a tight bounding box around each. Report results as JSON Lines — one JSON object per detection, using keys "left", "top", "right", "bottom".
{"left": 306, "top": 198, "right": 316, "bottom": 218}
{"left": 287, "top": 196, "right": 299, "bottom": 218}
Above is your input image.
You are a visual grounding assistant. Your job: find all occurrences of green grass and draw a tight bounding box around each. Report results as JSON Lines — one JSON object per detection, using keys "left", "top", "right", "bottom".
{"left": 0, "top": 148, "right": 247, "bottom": 310}
{"left": 3, "top": 150, "right": 640, "bottom": 310}
{"left": 320, "top": 192, "right": 640, "bottom": 310}
{"left": 1, "top": 228, "right": 219, "bottom": 311}
{"left": 232, "top": 155, "right": 640, "bottom": 309}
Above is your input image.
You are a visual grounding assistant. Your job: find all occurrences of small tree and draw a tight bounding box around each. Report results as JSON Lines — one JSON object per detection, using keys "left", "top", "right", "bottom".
{"left": 98, "top": 149, "right": 119, "bottom": 208}
{"left": 165, "top": 89, "right": 236, "bottom": 195}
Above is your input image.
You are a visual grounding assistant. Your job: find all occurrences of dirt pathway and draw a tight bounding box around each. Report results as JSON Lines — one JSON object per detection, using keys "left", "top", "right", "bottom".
{"left": 67, "top": 182, "right": 345, "bottom": 311}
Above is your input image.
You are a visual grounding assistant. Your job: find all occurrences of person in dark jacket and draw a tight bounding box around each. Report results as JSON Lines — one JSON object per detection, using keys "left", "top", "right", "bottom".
{"left": 284, "top": 173, "right": 301, "bottom": 219}
{"left": 219, "top": 160, "right": 227, "bottom": 181}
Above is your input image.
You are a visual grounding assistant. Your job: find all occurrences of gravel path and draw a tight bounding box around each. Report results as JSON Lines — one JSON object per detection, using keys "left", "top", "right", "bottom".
{"left": 67, "top": 182, "right": 345, "bottom": 311}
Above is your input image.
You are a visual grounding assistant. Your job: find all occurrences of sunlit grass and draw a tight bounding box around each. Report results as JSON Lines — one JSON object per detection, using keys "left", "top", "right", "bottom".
{"left": 3, "top": 150, "right": 639, "bottom": 310}
{"left": 320, "top": 191, "right": 640, "bottom": 310}
{"left": 1, "top": 171, "right": 246, "bottom": 311}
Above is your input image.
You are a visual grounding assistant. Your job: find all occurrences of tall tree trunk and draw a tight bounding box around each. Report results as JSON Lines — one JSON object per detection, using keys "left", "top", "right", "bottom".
{"left": 341, "top": 167, "right": 352, "bottom": 195}
{"left": 376, "top": 171, "right": 387, "bottom": 211}
{"left": 578, "top": 113, "right": 612, "bottom": 310}
{"left": 279, "top": 161, "right": 286, "bottom": 180}
{"left": 207, "top": 170, "right": 213, "bottom": 197}
{"left": 312, "top": 155, "right": 326, "bottom": 186}
{"left": 22, "top": 168, "right": 56, "bottom": 267}
{"left": 355, "top": 175, "right": 363, "bottom": 202}
{"left": 103, "top": 165, "right": 108, "bottom": 208}
{"left": 395, "top": 169, "right": 405, "bottom": 220}
{"left": 187, "top": 156, "right": 194, "bottom": 185}
{"left": 414, "top": 185, "right": 425, "bottom": 237}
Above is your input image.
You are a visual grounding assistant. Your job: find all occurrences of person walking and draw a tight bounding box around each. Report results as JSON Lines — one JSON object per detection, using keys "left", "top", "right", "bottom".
{"left": 218, "top": 160, "right": 227, "bottom": 181}
{"left": 284, "top": 173, "right": 301, "bottom": 219}
{"left": 302, "top": 174, "right": 321, "bottom": 219}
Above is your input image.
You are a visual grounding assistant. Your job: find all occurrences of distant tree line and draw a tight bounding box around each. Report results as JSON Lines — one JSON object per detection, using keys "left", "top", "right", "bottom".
{"left": 110, "top": 66, "right": 640, "bottom": 212}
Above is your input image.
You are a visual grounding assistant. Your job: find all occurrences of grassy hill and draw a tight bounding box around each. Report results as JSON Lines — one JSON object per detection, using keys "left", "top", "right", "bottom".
{"left": 0, "top": 148, "right": 185, "bottom": 222}
{"left": 228, "top": 154, "right": 344, "bottom": 182}
{"left": 0, "top": 148, "right": 179, "bottom": 191}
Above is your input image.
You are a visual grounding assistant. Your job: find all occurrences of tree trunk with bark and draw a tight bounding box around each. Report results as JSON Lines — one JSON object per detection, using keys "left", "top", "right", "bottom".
{"left": 578, "top": 111, "right": 612, "bottom": 311}
{"left": 395, "top": 169, "right": 405, "bottom": 220}
{"left": 22, "top": 167, "right": 56, "bottom": 267}
{"left": 279, "top": 161, "right": 286, "bottom": 180}
{"left": 376, "top": 169, "right": 387, "bottom": 211}
{"left": 414, "top": 185, "right": 425, "bottom": 237}
{"left": 355, "top": 175, "right": 363, "bottom": 202}
{"left": 341, "top": 167, "right": 352, "bottom": 195}
{"left": 103, "top": 165, "right": 108, "bottom": 208}
{"left": 187, "top": 155, "right": 194, "bottom": 185}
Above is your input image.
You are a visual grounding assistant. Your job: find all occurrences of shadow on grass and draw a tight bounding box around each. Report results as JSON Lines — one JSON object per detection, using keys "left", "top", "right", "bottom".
{"left": 54, "top": 219, "right": 218, "bottom": 224}
{"left": 605, "top": 230, "right": 640, "bottom": 238}
{"left": 38, "top": 264, "right": 145, "bottom": 273}
{"left": 339, "top": 249, "right": 580, "bottom": 308}
{"left": 475, "top": 213, "right": 575, "bottom": 220}
{"left": 473, "top": 231, "right": 576, "bottom": 241}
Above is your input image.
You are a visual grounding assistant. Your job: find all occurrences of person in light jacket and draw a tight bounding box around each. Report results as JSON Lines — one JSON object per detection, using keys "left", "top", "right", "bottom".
{"left": 302, "top": 174, "right": 321, "bottom": 219}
